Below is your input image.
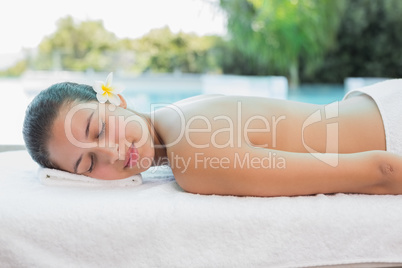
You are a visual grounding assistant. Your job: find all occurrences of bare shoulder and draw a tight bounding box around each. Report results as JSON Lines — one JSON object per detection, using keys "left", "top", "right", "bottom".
{"left": 173, "top": 94, "right": 224, "bottom": 105}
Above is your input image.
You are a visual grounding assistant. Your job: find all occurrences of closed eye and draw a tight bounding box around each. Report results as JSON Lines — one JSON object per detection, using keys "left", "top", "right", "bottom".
{"left": 88, "top": 154, "right": 95, "bottom": 173}
{"left": 97, "top": 122, "right": 105, "bottom": 139}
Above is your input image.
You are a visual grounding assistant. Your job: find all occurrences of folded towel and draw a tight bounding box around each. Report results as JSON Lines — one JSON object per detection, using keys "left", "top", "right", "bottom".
{"left": 344, "top": 79, "right": 402, "bottom": 156}
{"left": 38, "top": 168, "right": 142, "bottom": 187}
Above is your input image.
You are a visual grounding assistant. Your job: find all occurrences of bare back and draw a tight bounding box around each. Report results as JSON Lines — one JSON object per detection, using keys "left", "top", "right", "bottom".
{"left": 154, "top": 94, "right": 385, "bottom": 154}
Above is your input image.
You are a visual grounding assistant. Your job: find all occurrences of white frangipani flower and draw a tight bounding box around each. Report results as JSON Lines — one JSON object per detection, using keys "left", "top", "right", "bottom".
{"left": 93, "top": 72, "right": 124, "bottom": 106}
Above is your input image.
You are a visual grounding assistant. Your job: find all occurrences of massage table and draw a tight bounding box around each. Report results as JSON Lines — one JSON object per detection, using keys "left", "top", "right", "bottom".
{"left": 1, "top": 150, "right": 402, "bottom": 268}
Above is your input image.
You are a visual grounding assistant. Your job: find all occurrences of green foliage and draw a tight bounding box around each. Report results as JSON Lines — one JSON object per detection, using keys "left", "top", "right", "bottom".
{"left": 3, "top": 1, "right": 402, "bottom": 83}
{"left": 306, "top": 0, "right": 402, "bottom": 83}
{"left": 131, "top": 27, "right": 221, "bottom": 73}
{"left": 211, "top": 38, "right": 271, "bottom": 75}
{"left": 219, "top": 0, "right": 346, "bottom": 87}
{"left": 1, "top": 17, "right": 222, "bottom": 76}
{"left": 0, "top": 59, "right": 28, "bottom": 77}
{"left": 34, "top": 16, "right": 120, "bottom": 71}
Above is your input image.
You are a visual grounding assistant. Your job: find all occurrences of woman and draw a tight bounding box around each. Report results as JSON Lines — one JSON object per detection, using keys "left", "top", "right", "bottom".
{"left": 23, "top": 75, "right": 402, "bottom": 197}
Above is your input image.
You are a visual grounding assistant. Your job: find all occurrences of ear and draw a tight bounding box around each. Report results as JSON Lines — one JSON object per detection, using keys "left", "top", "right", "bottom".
{"left": 117, "top": 94, "right": 127, "bottom": 109}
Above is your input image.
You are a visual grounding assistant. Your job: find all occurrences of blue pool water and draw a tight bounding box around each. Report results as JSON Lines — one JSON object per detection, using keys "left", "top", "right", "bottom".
{"left": 287, "top": 84, "right": 346, "bottom": 104}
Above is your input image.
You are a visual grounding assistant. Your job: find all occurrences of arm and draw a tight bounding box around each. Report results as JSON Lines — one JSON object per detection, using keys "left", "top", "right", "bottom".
{"left": 175, "top": 147, "right": 401, "bottom": 197}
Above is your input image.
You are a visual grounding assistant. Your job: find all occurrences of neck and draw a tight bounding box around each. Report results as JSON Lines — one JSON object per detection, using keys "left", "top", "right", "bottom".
{"left": 140, "top": 112, "right": 168, "bottom": 167}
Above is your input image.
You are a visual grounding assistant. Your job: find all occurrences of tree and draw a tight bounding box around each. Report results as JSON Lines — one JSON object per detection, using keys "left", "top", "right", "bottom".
{"left": 219, "top": 0, "right": 346, "bottom": 88}
{"left": 0, "top": 59, "right": 27, "bottom": 77}
{"left": 2, "top": 19, "right": 223, "bottom": 76}
{"left": 131, "top": 27, "right": 221, "bottom": 74}
{"left": 34, "top": 16, "right": 120, "bottom": 71}
{"left": 307, "top": 0, "right": 402, "bottom": 83}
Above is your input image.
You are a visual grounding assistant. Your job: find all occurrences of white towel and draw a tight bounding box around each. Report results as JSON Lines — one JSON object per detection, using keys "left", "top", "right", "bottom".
{"left": 343, "top": 79, "right": 402, "bottom": 155}
{"left": 2, "top": 151, "right": 402, "bottom": 268}
{"left": 38, "top": 167, "right": 142, "bottom": 187}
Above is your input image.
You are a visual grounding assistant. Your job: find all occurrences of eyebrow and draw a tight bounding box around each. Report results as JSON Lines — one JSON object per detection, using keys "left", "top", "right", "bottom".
{"left": 74, "top": 111, "right": 94, "bottom": 173}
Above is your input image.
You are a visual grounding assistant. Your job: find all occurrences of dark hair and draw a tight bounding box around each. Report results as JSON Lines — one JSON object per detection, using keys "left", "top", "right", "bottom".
{"left": 23, "top": 82, "right": 97, "bottom": 168}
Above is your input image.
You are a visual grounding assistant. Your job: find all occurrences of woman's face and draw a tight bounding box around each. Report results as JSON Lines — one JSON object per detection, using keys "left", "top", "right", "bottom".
{"left": 47, "top": 100, "right": 155, "bottom": 180}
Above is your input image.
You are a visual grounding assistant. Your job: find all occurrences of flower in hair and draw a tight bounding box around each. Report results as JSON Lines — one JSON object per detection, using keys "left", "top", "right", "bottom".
{"left": 93, "top": 72, "right": 124, "bottom": 106}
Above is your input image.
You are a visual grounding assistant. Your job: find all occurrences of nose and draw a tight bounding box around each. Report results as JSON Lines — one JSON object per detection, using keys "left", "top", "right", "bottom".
{"left": 96, "top": 143, "right": 119, "bottom": 164}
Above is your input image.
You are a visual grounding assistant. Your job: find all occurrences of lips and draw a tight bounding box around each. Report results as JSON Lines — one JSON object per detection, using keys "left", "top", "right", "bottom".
{"left": 124, "top": 143, "right": 139, "bottom": 168}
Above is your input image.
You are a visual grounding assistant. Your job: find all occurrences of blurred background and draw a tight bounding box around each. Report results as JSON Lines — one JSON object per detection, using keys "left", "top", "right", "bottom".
{"left": 1, "top": 0, "right": 402, "bottom": 148}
